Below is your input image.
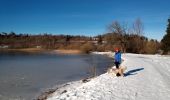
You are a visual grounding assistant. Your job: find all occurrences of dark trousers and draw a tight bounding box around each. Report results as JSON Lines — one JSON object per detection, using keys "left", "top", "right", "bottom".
{"left": 115, "top": 62, "right": 120, "bottom": 69}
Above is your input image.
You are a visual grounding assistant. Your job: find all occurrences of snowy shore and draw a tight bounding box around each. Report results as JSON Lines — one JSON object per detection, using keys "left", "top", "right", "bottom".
{"left": 45, "top": 52, "right": 170, "bottom": 100}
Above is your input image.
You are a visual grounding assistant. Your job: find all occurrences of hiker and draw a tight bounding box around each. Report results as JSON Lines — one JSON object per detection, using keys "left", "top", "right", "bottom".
{"left": 114, "top": 48, "right": 121, "bottom": 69}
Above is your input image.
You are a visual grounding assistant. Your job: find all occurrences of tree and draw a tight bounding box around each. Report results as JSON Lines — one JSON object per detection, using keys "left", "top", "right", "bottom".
{"left": 133, "top": 18, "right": 144, "bottom": 36}
{"left": 108, "top": 21, "right": 127, "bottom": 35}
{"left": 108, "top": 21, "right": 129, "bottom": 52}
{"left": 132, "top": 18, "right": 145, "bottom": 53}
{"left": 161, "top": 18, "right": 170, "bottom": 54}
{"left": 144, "top": 39, "right": 158, "bottom": 54}
{"left": 97, "top": 35, "right": 103, "bottom": 44}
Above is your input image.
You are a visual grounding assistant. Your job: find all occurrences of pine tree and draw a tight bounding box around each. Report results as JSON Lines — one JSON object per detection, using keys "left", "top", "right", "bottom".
{"left": 161, "top": 18, "right": 170, "bottom": 54}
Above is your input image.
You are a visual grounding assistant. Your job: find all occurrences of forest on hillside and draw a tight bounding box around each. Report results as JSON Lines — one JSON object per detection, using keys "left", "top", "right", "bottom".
{"left": 1, "top": 18, "right": 170, "bottom": 54}
{"left": 0, "top": 31, "right": 160, "bottom": 54}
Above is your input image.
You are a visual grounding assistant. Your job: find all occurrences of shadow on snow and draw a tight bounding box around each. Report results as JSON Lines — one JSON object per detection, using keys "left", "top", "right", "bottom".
{"left": 124, "top": 68, "right": 144, "bottom": 77}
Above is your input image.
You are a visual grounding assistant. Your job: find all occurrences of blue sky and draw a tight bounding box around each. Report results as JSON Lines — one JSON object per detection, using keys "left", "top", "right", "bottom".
{"left": 0, "top": 0, "right": 169, "bottom": 40}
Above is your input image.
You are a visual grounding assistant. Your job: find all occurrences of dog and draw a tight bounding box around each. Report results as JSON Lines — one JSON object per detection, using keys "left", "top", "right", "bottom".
{"left": 107, "top": 66, "right": 127, "bottom": 77}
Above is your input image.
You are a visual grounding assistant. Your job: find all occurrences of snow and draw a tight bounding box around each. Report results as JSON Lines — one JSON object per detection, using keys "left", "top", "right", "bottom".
{"left": 47, "top": 53, "right": 170, "bottom": 100}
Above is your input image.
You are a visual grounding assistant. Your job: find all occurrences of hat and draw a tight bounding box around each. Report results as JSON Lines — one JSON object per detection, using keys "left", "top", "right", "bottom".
{"left": 114, "top": 47, "right": 119, "bottom": 52}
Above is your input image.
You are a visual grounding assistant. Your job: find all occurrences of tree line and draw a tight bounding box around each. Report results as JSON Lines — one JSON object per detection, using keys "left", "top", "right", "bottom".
{"left": 97, "top": 18, "right": 161, "bottom": 54}
{"left": 1, "top": 18, "right": 170, "bottom": 54}
{"left": 0, "top": 32, "right": 93, "bottom": 50}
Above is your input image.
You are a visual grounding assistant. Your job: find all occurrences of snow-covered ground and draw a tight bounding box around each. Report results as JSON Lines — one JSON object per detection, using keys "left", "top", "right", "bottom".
{"left": 47, "top": 53, "right": 170, "bottom": 100}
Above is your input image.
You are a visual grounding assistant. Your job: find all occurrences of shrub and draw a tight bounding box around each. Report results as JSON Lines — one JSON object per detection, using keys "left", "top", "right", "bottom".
{"left": 80, "top": 42, "right": 96, "bottom": 53}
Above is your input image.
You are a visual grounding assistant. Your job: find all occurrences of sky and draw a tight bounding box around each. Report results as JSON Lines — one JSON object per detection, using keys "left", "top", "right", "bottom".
{"left": 0, "top": 0, "right": 169, "bottom": 40}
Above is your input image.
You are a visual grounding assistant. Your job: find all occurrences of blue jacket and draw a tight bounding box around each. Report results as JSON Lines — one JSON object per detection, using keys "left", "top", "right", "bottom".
{"left": 114, "top": 52, "right": 121, "bottom": 63}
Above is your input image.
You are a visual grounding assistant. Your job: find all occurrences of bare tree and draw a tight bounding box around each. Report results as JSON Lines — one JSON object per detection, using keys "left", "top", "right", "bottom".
{"left": 108, "top": 21, "right": 129, "bottom": 52}
{"left": 108, "top": 21, "right": 128, "bottom": 35}
{"left": 133, "top": 18, "right": 144, "bottom": 36}
{"left": 132, "top": 18, "right": 145, "bottom": 53}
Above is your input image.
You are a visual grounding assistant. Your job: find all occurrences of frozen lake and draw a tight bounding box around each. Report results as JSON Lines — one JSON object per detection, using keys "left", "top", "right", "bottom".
{"left": 0, "top": 51, "right": 114, "bottom": 100}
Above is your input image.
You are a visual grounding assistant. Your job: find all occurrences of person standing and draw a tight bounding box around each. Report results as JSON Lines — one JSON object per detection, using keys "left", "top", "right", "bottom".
{"left": 114, "top": 48, "right": 121, "bottom": 69}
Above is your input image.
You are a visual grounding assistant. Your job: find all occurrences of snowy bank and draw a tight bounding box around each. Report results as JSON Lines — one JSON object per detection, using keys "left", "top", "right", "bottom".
{"left": 46, "top": 53, "right": 170, "bottom": 100}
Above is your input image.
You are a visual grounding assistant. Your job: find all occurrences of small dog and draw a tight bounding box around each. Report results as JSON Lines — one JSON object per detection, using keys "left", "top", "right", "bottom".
{"left": 107, "top": 66, "right": 127, "bottom": 77}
